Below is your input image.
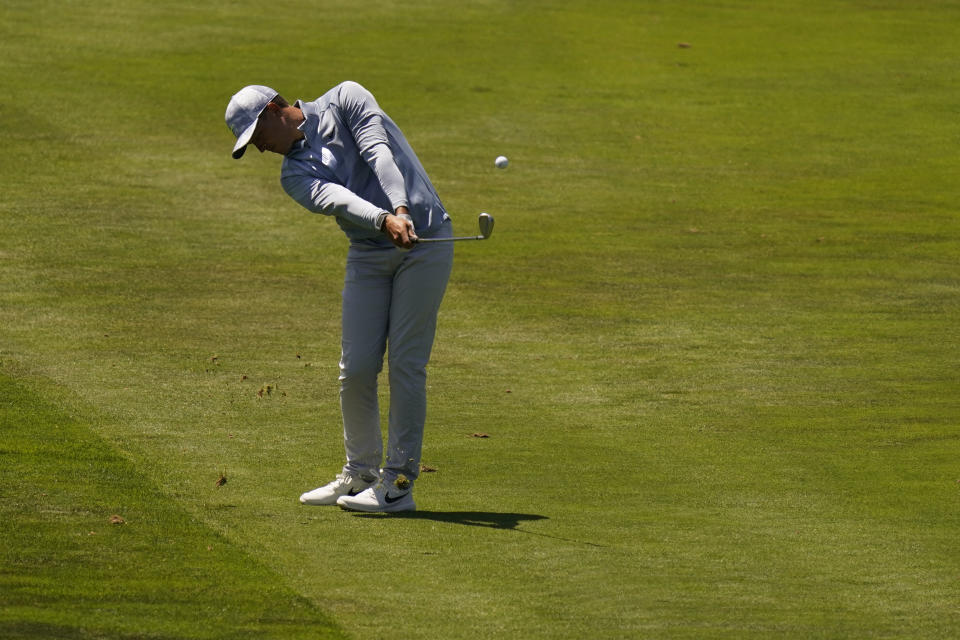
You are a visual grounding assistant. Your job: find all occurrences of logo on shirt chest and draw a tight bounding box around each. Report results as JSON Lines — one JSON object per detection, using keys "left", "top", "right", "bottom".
{"left": 320, "top": 146, "right": 337, "bottom": 170}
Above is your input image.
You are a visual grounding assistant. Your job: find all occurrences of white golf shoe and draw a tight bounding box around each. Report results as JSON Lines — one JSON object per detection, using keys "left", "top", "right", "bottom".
{"left": 299, "top": 472, "right": 376, "bottom": 506}
{"left": 336, "top": 477, "right": 415, "bottom": 513}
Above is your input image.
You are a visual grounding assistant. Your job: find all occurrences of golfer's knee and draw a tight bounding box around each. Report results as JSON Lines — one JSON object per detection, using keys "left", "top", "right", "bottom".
{"left": 339, "top": 357, "right": 383, "bottom": 384}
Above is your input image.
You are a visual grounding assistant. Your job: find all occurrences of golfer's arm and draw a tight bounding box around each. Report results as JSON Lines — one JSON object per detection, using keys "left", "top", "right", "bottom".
{"left": 337, "top": 82, "right": 408, "bottom": 210}
{"left": 282, "top": 175, "right": 385, "bottom": 230}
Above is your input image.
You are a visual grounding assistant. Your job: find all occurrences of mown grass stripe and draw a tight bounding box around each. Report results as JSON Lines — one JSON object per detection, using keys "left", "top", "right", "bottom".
{"left": 0, "top": 371, "right": 346, "bottom": 640}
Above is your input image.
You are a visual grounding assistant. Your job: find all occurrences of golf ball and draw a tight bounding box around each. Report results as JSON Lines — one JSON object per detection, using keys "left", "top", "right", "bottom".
{"left": 495, "top": 155, "right": 509, "bottom": 169}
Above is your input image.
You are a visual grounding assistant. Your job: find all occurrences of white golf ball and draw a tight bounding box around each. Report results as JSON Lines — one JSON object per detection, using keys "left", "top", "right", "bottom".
{"left": 495, "top": 155, "right": 509, "bottom": 169}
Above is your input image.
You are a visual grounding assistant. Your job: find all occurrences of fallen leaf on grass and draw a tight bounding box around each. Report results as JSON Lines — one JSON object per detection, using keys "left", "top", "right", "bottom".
{"left": 257, "top": 384, "right": 286, "bottom": 399}
{"left": 471, "top": 433, "right": 490, "bottom": 438}
{"left": 678, "top": 42, "right": 692, "bottom": 48}
{"left": 216, "top": 472, "right": 227, "bottom": 487}
{"left": 109, "top": 515, "right": 125, "bottom": 525}
{"left": 420, "top": 464, "right": 438, "bottom": 473}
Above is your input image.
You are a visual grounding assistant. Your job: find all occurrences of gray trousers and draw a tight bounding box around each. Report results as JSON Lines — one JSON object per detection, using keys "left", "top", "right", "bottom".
{"left": 339, "top": 220, "right": 453, "bottom": 484}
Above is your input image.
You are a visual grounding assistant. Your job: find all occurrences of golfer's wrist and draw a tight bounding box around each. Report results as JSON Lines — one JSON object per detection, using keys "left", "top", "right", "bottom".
{"left": 376, "top": 211, "right": 390, "bottom": 232}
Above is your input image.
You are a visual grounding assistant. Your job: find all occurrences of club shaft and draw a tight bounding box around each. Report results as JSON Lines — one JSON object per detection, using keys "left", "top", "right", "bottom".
{"left": 415, "top": 235, "right": 485, "bottom": 243}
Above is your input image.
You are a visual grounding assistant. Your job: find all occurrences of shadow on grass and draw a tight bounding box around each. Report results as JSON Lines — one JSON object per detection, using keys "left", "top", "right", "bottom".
{"left": 352, "top": 511, "right": 607, "bottom": 547}
{"left": 353, "top": 510, "right": 548, "bottom": 529}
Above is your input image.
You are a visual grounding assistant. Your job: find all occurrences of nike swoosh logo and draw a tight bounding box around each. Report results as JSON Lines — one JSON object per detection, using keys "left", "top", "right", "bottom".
{"left": 384, "top": 492, "right": 408, "bottom": 504}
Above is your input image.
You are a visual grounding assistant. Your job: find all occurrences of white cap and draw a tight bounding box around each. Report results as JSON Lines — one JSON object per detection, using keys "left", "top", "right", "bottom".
{"left": 225, "top": 85, "right": 278, "bottom": 159}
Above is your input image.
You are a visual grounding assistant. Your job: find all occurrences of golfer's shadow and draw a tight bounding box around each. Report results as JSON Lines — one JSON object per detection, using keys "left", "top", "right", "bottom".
{"left": 353, "top": 511, "right": 547, "bottom": 530}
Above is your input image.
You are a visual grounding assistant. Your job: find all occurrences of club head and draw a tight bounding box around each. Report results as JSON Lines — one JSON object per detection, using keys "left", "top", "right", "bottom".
{"left": 478, "top": 212, "right": 495, "bottom": 239}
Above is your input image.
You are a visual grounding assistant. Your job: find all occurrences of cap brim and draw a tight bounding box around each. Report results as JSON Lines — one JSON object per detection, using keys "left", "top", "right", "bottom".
{"left": 231, "top": 120, "right": 259, "bottom": 159}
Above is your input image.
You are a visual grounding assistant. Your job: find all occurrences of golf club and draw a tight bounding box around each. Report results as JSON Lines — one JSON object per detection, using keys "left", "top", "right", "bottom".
{"left": 415, "top": 212, "right": 495, "bottom": 243}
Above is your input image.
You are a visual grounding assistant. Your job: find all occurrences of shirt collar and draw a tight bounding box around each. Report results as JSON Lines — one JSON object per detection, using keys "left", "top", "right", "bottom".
{"left": 286, "top": 105, "right": 310, "bottom": 155}
{"left": 288, "top": 137, "right": 308, "bottom": 154}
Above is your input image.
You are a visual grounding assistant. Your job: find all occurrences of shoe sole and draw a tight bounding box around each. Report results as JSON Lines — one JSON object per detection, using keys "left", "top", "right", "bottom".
{"left": 337, "top": 499, "right": 416, "bottom": 513}
{"left": 300, "top": 487, "right": 372, "bottom": 506}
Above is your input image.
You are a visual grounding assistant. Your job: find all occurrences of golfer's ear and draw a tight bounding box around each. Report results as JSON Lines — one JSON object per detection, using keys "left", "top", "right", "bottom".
{"left": 264, "top": 101, "right": 282, "bottom": 114}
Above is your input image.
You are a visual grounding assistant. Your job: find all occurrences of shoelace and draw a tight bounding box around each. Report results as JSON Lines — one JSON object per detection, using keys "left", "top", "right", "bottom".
{"left": 333, "top": 473, "right": 354, "bottom": 488}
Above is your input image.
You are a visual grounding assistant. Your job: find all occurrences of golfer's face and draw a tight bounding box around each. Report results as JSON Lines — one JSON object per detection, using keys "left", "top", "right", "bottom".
{"left": 251, "top": 109, "right": 289, "bottom": 155}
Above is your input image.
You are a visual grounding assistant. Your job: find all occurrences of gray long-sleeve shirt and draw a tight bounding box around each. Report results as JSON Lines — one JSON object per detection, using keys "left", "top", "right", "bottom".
{"left": 280, "top": 81, "right": 449, "bottom": 246}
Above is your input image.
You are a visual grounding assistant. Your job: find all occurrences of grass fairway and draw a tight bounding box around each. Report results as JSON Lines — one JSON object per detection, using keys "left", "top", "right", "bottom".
{"left": 2, "top": 1, "right": 959, "bottom": 638}
{"left": 0, "top": 372, "right": 347, "bottom": 639}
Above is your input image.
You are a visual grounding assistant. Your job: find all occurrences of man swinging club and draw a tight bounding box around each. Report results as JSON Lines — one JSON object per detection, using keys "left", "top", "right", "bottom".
{"left": 225, "top": 81, "right": 454, "bottom": 512}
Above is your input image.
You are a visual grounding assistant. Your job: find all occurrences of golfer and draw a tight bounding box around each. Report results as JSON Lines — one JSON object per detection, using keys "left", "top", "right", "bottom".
{"left": 225, "top": 81, "right": 454, "bottom": 512}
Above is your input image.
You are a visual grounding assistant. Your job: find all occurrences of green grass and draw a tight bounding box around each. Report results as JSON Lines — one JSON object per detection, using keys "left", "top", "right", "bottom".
{"left": 2, "top": 0, "right": 959, "bottom": 638}
{"left": 0, "top": 370, "right": 347, "bottom": 639}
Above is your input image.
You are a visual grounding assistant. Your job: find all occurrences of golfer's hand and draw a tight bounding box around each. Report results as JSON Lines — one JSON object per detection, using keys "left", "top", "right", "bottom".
{"left": 384, "top": 210, "right": 418, "bottom": 249}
